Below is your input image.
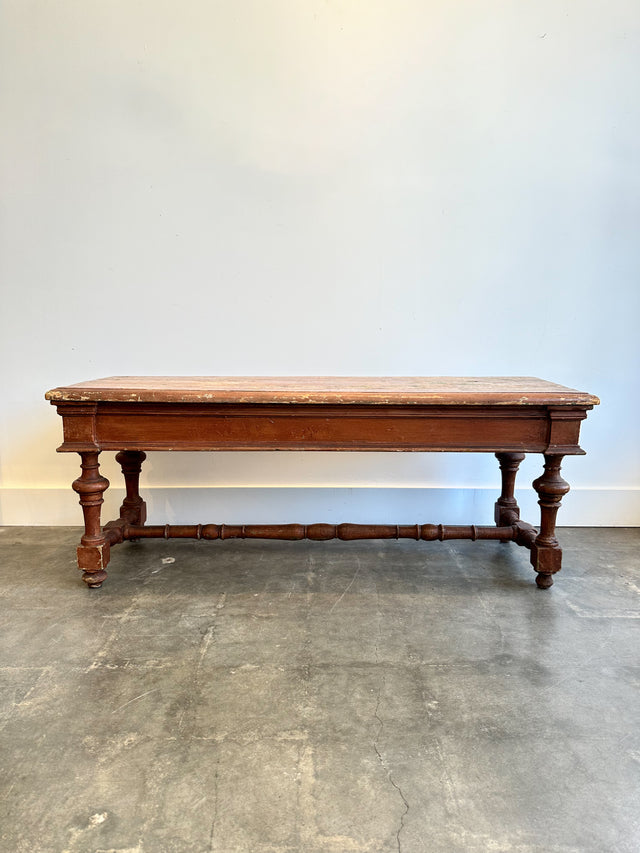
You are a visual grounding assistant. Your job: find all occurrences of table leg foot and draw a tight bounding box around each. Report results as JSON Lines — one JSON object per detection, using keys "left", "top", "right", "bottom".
{"left": 535, "top": 572, "right": 554, "bottom": 589}
{"left": 83, "top": 570, "right": 108, "bottom": 588}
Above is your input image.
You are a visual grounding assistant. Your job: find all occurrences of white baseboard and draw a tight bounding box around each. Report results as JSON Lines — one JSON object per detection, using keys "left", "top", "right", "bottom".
{"left": 0, "top": 486, "right": 638, "bottom": 526}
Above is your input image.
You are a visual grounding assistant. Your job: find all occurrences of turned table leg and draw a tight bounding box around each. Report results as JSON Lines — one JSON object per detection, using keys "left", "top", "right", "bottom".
{"left": 116, "top": 450, "right": 147, "bottom": 525}
{"left": 530, "top": 454, "right": 570, "bottom": 589}
{"left": 72, "top": 451, "right": 110, "bottom": 588}
{"left": 494, "top": 452, "right": 526, "bottom": 535}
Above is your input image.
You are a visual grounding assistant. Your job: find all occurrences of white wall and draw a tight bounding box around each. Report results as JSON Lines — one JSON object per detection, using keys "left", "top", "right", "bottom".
{"left": 1, "top": 1, "right": 638, "bottom": 526}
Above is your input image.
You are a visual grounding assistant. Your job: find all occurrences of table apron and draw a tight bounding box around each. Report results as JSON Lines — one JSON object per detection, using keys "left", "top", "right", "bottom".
{"left": 54, "top": 403, "right": 589, "bottom": 454}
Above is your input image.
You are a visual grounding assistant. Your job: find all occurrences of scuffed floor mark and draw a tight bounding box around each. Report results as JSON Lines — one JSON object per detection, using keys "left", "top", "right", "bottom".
{"left": 329, "top": 555, "right": 361, "bottom": 613}
{"left": 296, "top": 739, "right": 316, "bottom": 850}
{"left": 177, "top": 621, "right": 216, "bottom": 733}
{"left": 82, "top": 732, "right": 142, "bottom": 766}
{"left": 111, "top": 688, "right": 159, "bottom": 714}
{"left": 86, "top": 597, "right": 142, "bottom": 672}
{"left": 8, "top": 666, "right": 52, "bottom": 711}
{"left": 151, "top": 556, "right": 176, "bottom": 574}
{"left": 207, "top": 765, "right": 219, "bottom": 852}
{"left": 623, "top": 580, "right": 640, "bottom": 596}
{"left": 433, "top": 738, "right": 463, "bottom": 823}
{"left": 62, "top": 811, "right": 112, "bottom": 852}
{"left": 298, "top": 739, "right": 380, "bottom": 850}
{"left": 196, "top": 624, "right": 216, "bottom": 675}
{"left": 566, "top": 601, "right": 640, "bottom": 619}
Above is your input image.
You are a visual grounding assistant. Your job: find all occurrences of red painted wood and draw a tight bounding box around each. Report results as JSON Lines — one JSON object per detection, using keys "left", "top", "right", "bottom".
{"left": 45, "top": 376, "right": 599, "bottom": 589}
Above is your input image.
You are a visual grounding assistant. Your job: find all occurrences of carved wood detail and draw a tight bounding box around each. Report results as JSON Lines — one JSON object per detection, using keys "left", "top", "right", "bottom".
{"left": 530, "top": 454, "right": 570, "bottom": 588}
{"left": 494, "top": 452, "right": 526, "bottom": 527}
{"left": 116, "top": 450, "right": 147, "bottom": 525}
{"left": 118, "top": 522, "right": 518, "bottom": 542}
{"left": 71, "top": 451, "right": 110, "bottom": 588}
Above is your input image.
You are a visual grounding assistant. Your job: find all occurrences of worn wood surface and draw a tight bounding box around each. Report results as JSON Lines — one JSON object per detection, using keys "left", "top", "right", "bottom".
{"left": 45, "top": 376, "right": 600, "bottom": 407}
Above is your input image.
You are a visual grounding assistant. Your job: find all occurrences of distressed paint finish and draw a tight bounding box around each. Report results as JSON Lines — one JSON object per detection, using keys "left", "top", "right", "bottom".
{"left": 46, "top": 375, "right": 599, "bottom": 406}
{"left": 45, "top": 376, "right": 598, "bottom": 589}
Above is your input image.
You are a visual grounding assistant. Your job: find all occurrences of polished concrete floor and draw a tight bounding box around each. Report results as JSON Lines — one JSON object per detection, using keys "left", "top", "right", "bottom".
{"left": 0, "top": 526, "right": 638, "bottom": 853}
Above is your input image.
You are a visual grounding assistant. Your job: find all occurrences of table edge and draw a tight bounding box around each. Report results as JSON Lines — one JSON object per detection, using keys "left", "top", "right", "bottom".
{"left": 45, "top": 388, "right": 600, "bottom": 407}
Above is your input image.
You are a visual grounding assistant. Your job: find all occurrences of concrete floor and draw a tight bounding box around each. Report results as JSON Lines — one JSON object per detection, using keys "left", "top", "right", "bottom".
{"left": 0, "top": 527, "right": 638, "bottom": 853}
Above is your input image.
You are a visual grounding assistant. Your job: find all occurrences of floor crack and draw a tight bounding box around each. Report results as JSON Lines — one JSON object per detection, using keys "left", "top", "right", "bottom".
{"left": 373, "top": 681, "right": 410, "bottom": 853}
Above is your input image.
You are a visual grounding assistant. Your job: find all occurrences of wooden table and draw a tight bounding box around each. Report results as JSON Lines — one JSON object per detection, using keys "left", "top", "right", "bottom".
{"left": 45, "top": 377, "right": 599, "bottom": 590}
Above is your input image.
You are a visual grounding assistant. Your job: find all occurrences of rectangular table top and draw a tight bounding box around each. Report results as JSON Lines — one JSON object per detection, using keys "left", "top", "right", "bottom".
{"left": 46, "top": 376, "right": 599, "bottom": 407}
